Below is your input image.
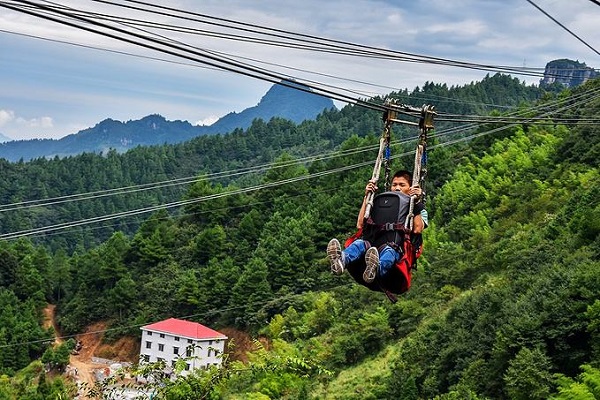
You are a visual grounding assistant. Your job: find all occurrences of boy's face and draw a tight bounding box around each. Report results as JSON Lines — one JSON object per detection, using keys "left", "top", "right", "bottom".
{"left": 391, "top": 176, "right": 411, "bottom": 195}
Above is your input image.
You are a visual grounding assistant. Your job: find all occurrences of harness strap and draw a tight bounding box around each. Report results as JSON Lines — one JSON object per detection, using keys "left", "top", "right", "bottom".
{"left": 366, "top": 220, "right": 411, "bottom": 234}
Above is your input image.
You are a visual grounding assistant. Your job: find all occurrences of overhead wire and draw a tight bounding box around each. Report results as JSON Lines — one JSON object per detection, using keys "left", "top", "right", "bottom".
{"left": 2, "top": 0, "right": 597, "bottom": 130}
{"left": 0, "top": 0, "right": 580, "bottom": 85}
{"left": 0, "top": 136, "right": 417, "bottom": 212}
{"left": 524, "top": 0, "right": 600, "bottom": 57}
{"left": 0, "top": 0, "right": 389, "bottom": 114}
{"left": 0, "top": 0, "right": 598, "bottom": 238}
{"left": 0, "top": 1, "right": 595, "bottom": 133}
{"left": 0, "top": 155, "right": 394, "bottom": 240}
{"left": 1, "top": 80, "right": 598, "bottom": 225}
{"left": 0, "top": 281, "right": 356, "bottom": 350}
{"left": 87, "top": 0, "right": 562, "bottom": 80}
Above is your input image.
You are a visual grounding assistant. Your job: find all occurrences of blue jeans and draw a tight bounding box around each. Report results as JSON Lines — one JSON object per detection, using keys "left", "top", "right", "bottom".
{"left": 344, "top": 239, "right": 401, "bottom": 277}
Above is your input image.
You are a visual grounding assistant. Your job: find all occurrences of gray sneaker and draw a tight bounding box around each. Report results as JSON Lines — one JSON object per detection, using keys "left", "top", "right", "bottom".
{"left": 363, "top": 247, "right": 379, "bottom": 283}
{"left": 327, "top": 238, "right": 345, "bottom": 275}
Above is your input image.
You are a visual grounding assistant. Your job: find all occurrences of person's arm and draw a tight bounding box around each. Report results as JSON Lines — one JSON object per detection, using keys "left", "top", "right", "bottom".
{"left": 408, "top": 185, "right": 424, "bottom": 233}
{"left": 357, "top": 180, "right": 377, "bottom": 229}
{"left": 412, "top": 213, "right": 424, "bottom": 234}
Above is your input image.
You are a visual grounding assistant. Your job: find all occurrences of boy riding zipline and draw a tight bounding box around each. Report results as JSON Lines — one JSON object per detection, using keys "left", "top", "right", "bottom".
{"left": 326, "top": 102, "right": 435, "bottom": 302}
{"left": 327, "top": 170, "right": 426, "bottom": 300}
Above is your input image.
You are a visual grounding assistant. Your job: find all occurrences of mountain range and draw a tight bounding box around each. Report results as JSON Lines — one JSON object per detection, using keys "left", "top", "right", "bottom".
{"left": 0, "top": 80, "right": 335, "bottom": 162}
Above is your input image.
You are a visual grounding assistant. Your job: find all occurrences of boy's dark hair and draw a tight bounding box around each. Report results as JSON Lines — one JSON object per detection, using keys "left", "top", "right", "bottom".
{"left": 393, "top": 170, "right": 413, "bottom": 183}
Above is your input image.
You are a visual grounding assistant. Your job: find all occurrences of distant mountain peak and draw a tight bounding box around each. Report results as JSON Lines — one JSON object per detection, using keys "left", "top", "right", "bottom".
{"left": 540, "top": 58, "right": 598, "bottom": 88}
{"left": 207, "top": 80, "right": 335, "bottom": 134}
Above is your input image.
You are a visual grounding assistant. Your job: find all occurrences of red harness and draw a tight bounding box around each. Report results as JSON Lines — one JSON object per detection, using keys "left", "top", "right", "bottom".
{"left": 345, "top": 228, "right": 422, "bottom": 299}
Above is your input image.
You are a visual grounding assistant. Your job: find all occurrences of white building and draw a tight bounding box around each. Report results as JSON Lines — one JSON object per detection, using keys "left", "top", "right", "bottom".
{"left": 139, "top": 318, "right": 227, "bottom": 375}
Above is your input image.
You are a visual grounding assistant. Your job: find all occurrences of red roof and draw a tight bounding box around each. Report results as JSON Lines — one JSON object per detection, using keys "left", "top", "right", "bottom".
{"left": 142, "top": 318, "right": 227, "bottom": 340}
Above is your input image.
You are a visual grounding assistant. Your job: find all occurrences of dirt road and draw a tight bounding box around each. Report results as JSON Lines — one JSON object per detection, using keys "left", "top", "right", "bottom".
{"left": 43, "top": 304, "right": 103, "bottom": 397}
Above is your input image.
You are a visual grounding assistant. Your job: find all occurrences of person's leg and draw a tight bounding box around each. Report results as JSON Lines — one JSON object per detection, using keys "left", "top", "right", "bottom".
{"left": 327, "top": 239, "right": 368, "bottom": 275}
{"left": 327, "top": 238, "right": 344, "bottom": 275}
{"left": 378, "top": 246, "right": 401, "bottom": 277}
{"left": 343, "top": 239, "right": 367, "bottom": 264}
{"left": 364, "top": 245, "right": 401, "bottom": 283}
{"left": 363, "top": 246, "right": 379, "bottom": 283}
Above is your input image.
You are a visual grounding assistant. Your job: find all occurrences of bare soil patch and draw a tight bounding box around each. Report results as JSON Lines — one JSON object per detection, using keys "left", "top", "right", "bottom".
{"left": 219, "top": 327, "right": 271, "bottom": 363}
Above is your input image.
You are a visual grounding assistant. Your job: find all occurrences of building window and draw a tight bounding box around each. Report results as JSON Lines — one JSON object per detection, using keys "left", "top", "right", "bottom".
{"left": 187, "top": 339, "right": 193, "bottom": 344}
{"left": 142, "top": 354, "right": 149, "bottom": 362}
{"left": 171, "top": 360, "right": 177, "bottom": 368}
{"left": 160, "top": 334, "right": 165, "bottom": 339}
{"left": 157, "top": 357, "right": 164, "bottom": 363}
{"left": 175, "top": 336, "right": 180, "bottom": 342}
{"left": 208, "top": 348, "right": 212, "bottom": 357}
{"left": 209, "top": 340, "right": 213, "bottom": 346}
{"left": 158, "top": 344, "right": 164, "bottom": 352}
{"left": 173, "top": 347, "right": 179, "bottom": 355}
{"left": 147, "top": 331, "right": 152, "bottom": 336}
{"left": 145, "top": 341, "right": 151, "bottom": 349}
{"left": 185, "top": 363, "right": 190, "bottom": 371}
{"left": 186, "top": 347, "right": 192, "bottom": 357}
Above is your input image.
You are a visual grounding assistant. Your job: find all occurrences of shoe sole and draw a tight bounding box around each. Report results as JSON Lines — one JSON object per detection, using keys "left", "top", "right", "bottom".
{"left": 327, "top": 239, "right": 344, "bottom": 275}
{"left": 363, "top": 247, "right": 379, "bottom": 283}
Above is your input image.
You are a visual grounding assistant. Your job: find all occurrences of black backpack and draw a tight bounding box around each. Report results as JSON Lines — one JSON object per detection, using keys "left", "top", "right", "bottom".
{"left": 362, "top": 191, "right": 412, "bottom": 249}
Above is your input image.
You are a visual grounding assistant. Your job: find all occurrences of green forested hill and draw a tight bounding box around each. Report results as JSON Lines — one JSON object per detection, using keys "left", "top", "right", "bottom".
{"left": 0, "top": 73, "right": 544, "bottom": 253}
{"left": 1, "top": 74, "right": 597, "bottom": 399}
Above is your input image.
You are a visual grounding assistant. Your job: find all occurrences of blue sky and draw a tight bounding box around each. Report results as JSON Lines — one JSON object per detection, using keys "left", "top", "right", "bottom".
{"left": 0, "top": 0, "right": 598, "bottom": 140}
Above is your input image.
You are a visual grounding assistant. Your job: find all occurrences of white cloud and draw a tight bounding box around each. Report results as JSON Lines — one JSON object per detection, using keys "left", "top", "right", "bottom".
{"left": 1, "top": 0, "right": 599, "bottom": 140}
{"left": 0, "top": 109, "right": 15, "bottom": 127}
{"left": 0, "top": 109, "right": 55, "bottom": 139}
{"left": 16, "top": 116, "right": 54, "bottom": 129}
{"left": 196, "top": 116, "right": 219, "bottom": 126}
{"left": 425, "top": 19, "right": 486, "bottom": 37}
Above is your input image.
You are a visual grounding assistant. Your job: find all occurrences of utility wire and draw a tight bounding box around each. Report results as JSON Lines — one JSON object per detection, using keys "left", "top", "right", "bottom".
{"left": 3, "top": 0, "right": 583, "bottom": 83}
{"left": 524, "top": 0, "right": 600, "bottom": 56}
{"left": 1, "top": 82, "right": 598, "bottom": 214}
{"left": 2, "top": 99, "right": 588, "bottom": 242}
{"left": 0, "top": 0, "right": 388, "bottom": 113}
{"left": 0, "top": 281, "right": 356, "bottom": 349}
{"left": 93, "top": 0, "right": 561, "bottom": 79}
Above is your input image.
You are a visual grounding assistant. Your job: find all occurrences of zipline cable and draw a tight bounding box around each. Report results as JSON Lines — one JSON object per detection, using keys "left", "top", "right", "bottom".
{"left": 524, "top": 0, "right": 600, "bottom": 57}
{"left": 2, "top": 0, "right": 586, "bottom": 85}
{"left": 87, "top": 0, "right": 570, "bottom": 80}
{"left": 1, "top": 82, "right": 598, "bottom": 214}
{"left": 0, "top": 109, "right": 575, "bottom": 241}
{"left": 0, "top": 281, "right": 356, "bottom": 350}
{"left": 0, "top": 0, "right": 387, "bottom": 113}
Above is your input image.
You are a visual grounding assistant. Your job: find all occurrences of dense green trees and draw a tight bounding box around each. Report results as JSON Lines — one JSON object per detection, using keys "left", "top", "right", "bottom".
{"left": 0, "top": 74, "right": 597, "bottom": 398}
